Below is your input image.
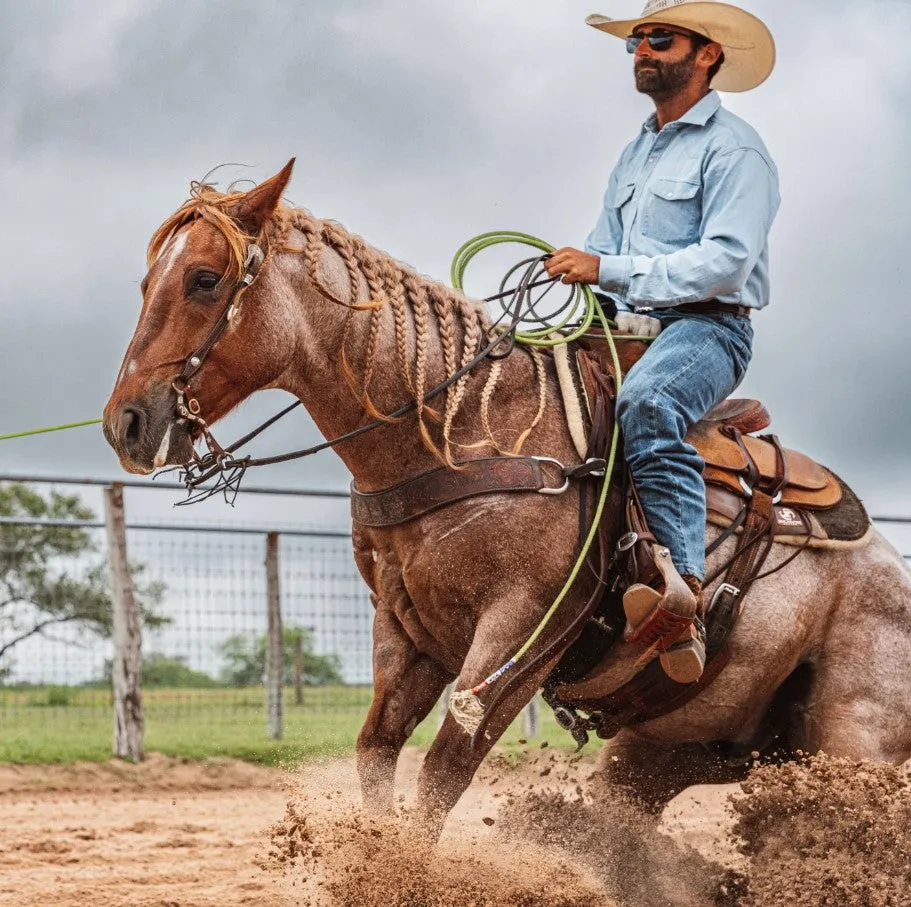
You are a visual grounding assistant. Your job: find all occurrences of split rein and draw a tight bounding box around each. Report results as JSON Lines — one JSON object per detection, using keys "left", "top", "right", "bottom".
{"left": 165, "top": 241, "right": 580, "bottom": 504}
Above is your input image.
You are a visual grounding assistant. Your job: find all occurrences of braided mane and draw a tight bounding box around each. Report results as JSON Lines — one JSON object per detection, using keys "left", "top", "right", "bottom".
{"left": 149, "top": 182, "right": 547, "bottom": 466}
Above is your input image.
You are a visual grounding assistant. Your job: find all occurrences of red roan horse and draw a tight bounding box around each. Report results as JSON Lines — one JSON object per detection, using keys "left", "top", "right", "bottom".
{"left": 104, "top": 161, "right": 911, "bottom": 836}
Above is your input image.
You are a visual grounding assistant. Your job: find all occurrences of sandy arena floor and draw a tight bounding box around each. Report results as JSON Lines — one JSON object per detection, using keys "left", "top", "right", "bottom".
{"left": 1, "top": 749, "right": 907, "bottom": 906}
{"left": 0, "top": 750, "right": 733, "bottom": 907}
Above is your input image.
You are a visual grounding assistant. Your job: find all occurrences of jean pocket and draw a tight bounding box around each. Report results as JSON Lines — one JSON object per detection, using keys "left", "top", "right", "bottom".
{"left": 718, "top": 317, "right": 753, "bottom": 387}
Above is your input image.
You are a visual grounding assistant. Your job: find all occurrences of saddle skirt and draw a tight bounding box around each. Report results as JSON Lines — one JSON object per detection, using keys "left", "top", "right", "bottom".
{"left": 559, "top": 330, "right": 870, "bottom": 549}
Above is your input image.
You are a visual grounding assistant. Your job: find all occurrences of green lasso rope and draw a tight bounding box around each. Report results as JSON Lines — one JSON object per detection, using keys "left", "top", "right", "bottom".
{"left": 451, "top": 231, "right": 600, "bottom": 346}
{"left": 449, "top": 231, "right": 625, "bottom": 702}
{"left": 0, "top": 418, "right": 102, "bottom": 443}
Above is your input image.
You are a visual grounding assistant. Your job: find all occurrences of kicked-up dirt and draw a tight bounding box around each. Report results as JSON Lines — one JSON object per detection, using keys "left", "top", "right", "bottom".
{"left": 1, "top": 748, "right": 909, "bottom": 906}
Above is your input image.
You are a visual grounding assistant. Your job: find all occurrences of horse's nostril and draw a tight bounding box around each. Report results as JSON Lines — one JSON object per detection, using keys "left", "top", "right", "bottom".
{"left": 120, "top": 406, "right": 145, "bottom": 450}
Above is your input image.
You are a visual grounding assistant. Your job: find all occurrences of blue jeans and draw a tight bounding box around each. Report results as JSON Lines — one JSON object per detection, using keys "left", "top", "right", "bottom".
{"left": 616, "top": 312, "right": 754, "bottom": 581}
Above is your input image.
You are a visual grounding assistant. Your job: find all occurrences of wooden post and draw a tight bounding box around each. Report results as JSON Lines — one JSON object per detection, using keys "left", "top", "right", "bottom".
{"left": 522, "top": 695, "right": 540, "bottom": 740}
{"left": 293, "top": 633, "right": 304, "bottom": 706}
{"left": 104, "top": 483, "right": 144, "bottom": 762}
{"left": 265, "top": 532, "right": 284, "bottom": 739}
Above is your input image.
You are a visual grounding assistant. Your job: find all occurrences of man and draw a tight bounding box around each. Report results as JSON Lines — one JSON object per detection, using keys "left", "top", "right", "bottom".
{"left": 544, "top": 0, "right": 779, "bottom": 684}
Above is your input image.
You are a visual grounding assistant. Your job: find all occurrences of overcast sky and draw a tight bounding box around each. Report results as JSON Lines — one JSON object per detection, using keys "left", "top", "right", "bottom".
{"left": 0, "top": 0, "right": 909, "bottom": 534}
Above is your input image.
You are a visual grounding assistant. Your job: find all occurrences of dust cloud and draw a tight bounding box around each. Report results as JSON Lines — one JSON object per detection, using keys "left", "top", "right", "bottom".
{"left": 268, "top": 750, "right": 911, "bottom": 907}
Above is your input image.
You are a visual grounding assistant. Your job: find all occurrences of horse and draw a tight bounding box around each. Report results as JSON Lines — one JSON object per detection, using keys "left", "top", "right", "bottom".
{"left": 103, "top": 160, "right": 911, "bottom": 835}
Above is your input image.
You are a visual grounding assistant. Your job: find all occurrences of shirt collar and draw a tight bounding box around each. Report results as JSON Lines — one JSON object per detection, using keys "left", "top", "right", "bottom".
{"left": 643, "top": 90, "right": 722, "bottom": 133}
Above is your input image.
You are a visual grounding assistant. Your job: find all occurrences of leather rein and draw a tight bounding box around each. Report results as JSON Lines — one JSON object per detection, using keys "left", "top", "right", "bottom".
{"left": 166, "top": 241, "right": 574, "bottom": 504}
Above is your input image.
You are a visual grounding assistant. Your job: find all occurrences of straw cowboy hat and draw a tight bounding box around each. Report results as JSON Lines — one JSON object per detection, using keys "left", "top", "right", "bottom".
{"left": 586, "top": 0, "right": 775, "bottom": 92}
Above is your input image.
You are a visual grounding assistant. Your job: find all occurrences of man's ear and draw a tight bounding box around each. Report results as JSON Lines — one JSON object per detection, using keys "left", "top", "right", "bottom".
{"left": 699, "top": 41, "right": 724, "bottom": 70}
{"left": 229, "top": 158, "right": 295, "bottom": 234}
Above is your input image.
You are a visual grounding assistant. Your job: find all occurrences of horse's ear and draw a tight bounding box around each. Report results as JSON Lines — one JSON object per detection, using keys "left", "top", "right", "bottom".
{"left": 230, "top": 158, "right": 295, "bottom": 234}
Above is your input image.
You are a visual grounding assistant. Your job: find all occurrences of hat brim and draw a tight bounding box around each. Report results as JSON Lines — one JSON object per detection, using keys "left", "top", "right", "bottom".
{"left": 586, "top": 2, "right": 775, "bottom": 92}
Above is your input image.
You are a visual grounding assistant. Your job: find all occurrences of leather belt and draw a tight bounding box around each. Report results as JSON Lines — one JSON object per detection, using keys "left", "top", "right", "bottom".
{"left": 671, "top": 300, "right": 751, "bottom": 318}
{"left": 634, "top": 300, "right": 751, "bottom": 318}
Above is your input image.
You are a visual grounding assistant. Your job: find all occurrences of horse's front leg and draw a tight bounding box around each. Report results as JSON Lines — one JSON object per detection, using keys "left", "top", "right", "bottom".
{"left": 357, "top": 600, "right": 453, "bottom": 813}
{"left": 593, "top": 729, "right": 750, "bottom": 814}
{"left": 414, "top": 611, "right": 559, "bottom": 839}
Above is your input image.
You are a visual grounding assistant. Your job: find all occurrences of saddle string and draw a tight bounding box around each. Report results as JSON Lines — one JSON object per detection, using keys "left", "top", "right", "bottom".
{"left": 701, "top": 484, "right": 814, "bottom": 591}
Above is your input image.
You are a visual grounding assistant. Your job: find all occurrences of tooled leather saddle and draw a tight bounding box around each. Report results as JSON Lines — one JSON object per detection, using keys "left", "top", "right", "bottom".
{"left": 572, "top": 331, "right": 850, "bottom": 548}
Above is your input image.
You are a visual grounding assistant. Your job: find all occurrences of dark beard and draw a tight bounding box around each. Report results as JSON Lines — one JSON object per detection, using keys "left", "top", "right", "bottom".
{"left": 635, "top": 52, "right": 697, "bottom": 99}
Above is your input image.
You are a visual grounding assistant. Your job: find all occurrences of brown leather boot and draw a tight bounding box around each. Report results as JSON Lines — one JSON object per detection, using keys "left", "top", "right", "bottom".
{"left": 658, "top": 575, "right": 706, "bottom": 684}
{"left": 623, "top": 555, "right": 698, "bottom": 649}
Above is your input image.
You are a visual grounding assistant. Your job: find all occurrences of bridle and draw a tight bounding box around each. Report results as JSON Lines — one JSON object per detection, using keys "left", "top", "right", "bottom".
{"left": 165, "top": 239, "right": 569, "bottom": 504}
{"left": 169, "top": 242, "right": 265, "bottom": 462}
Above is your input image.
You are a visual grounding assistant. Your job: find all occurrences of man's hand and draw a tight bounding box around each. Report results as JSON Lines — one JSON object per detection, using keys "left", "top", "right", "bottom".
{"left": 544, "top": 247, "right": 600, "bottom": 285}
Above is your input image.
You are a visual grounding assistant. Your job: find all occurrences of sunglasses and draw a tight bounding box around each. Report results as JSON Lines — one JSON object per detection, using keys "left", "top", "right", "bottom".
{"left": 625, "top": 29, "right": 692, "bottom": 54}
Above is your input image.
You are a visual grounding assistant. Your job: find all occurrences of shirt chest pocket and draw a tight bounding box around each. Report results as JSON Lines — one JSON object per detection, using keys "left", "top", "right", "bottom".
{"left": 643, "top": 177, "right": 702, "bottom": 246}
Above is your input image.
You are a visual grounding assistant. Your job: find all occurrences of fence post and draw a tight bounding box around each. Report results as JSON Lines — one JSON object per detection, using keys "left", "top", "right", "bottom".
{"left": 103, "top": 483, "right": 144, "bottom": 761}
{"left": 522, "top": 694, "right": 540, "bottom": 739}
{"left": 265, "top": 532, "right": 284, "bottom": 739}
{"left": 293, "top": 633, "right": 304, "bottom": 706}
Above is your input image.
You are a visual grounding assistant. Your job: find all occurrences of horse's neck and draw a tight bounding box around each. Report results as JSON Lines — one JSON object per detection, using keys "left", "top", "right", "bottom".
{"left": 275, "top": 237, "right": 487, "bottom": 490}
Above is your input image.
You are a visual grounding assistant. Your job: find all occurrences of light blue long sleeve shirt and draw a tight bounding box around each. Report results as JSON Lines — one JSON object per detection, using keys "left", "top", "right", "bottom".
{"left": 584, "top": 91, "right": 780, "bottom": 311}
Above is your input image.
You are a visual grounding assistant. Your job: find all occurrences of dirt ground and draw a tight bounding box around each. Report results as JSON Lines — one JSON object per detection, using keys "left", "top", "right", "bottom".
{"left": 0, "top": 754, "right": 289, "bottom": 907}
{"left": 1, "top": 748, "right": 908, "bottom": 907}
{"left": 0, "top": 750, "right": 732, "bottom": 907}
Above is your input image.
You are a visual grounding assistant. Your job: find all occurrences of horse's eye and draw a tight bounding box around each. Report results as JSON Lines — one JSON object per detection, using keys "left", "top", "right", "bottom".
{"left": 194, "top": 272, "right": 220, "bottom": 291}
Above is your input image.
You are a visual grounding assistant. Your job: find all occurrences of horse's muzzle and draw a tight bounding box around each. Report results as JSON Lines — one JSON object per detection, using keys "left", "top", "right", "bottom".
{"left": 103, "top": 383, "right": 195, "bottom": 474}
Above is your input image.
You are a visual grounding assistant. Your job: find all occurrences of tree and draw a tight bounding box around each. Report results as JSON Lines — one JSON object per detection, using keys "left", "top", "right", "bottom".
{"left": 218, "top": 626, "right": 343, "bottom": 687}
{"left": 0, "top": 483, "right": 168, "bottom": 679}
{"left": 143, "top": 654, "right": 217, "bottom": 688}
{"left": 94, "top": 653, "right": 217, "bottom": 689}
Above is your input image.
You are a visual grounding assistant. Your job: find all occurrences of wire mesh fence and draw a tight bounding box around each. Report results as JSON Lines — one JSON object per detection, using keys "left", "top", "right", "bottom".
{"left": 1, "top": 474, "right": 910, "bottom": 764}
{"left": 0, "top": 477, "right": 378, "bottom": 763}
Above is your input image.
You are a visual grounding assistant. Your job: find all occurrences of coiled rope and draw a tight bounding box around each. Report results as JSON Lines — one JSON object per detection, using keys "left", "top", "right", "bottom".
{"left": 447, "top": 231, "right": 626, "bottom": 735}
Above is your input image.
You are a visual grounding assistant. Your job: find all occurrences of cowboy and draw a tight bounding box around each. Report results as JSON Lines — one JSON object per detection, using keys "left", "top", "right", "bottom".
{"left": 544, "top": 0, "right": 779, "bottom": 684}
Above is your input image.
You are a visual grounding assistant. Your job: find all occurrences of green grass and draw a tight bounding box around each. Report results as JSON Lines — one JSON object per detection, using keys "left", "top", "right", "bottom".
{"left": 0, "top": 685, "right": 587, "bottom": 765}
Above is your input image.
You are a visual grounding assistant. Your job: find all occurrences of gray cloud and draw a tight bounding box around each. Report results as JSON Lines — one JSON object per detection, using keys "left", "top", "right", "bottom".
{"left": 0, "top": 0, "right": 909, "bottom": 527}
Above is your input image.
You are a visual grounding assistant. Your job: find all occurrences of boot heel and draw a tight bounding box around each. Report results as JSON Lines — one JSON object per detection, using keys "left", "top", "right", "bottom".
{"left": 623, "top": 584, "right": 663, "bottom": 628}
{"left": 659, "top": 625, "right": 706, "bottom": 684}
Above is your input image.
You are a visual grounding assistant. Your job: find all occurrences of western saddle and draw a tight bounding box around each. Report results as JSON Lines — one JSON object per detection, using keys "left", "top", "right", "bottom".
{"left": 576, "top": 331, "right": 844, "bottom": 543}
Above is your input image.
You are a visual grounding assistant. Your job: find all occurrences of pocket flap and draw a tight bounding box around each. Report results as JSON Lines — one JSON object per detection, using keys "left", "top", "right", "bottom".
{"left": 650, "top": 178, "right": 699, "bottom": 201}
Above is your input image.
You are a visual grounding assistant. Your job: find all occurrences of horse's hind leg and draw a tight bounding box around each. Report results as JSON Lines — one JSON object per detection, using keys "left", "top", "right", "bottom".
{"left": 357, "top": 602, "right": 452, "bottom": 813}
{"left": 593, "top": 730, "right": 750, "bottom": 815}
{"left": 803, "top": 547, "right": 911, "bottom": 763}
{"left": 798, "top": 662, "right": 911, "bottom": 763}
